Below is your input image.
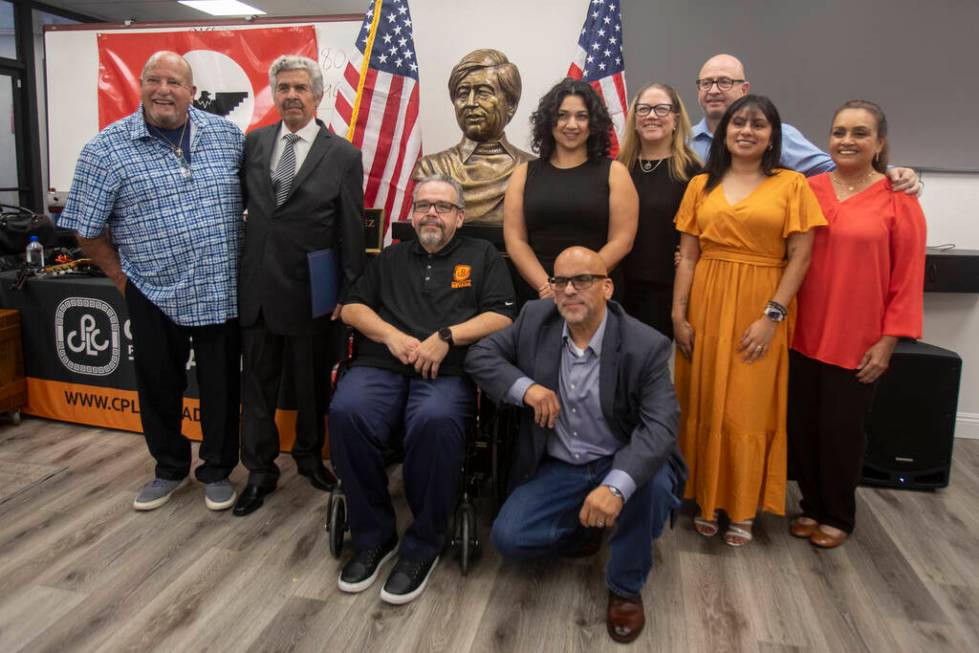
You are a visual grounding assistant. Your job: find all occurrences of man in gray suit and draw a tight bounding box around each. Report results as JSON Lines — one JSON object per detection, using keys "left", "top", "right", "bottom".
{"left": 235, "top": 55, "right": 366, "bottom": 516}
{"left": 465, "top": 246, "right": 686, "bottom": 644}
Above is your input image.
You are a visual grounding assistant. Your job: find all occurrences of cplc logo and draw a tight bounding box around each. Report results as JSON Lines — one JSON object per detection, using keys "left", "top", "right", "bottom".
{"left": 55, "top": 297, "right": 121, "bottom": 376}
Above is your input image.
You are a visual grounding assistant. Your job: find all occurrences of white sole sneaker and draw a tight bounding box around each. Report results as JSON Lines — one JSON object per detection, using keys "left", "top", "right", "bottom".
{"left": 338, "top": 543, "right": 399, "bottom": 594}
{"left": 133, "top": 478, "right": 189, "bottom": 511}
{"left": 205, "top": 489, "right": 237, "bottom": 511}
{"left": 380, "top": 556, "right": 439, "bottom": 606}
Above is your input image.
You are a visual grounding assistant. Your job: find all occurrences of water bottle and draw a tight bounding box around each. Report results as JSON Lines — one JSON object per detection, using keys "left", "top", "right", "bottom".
{"left": 26, "top": 235, "right": 44, "bottom": 271}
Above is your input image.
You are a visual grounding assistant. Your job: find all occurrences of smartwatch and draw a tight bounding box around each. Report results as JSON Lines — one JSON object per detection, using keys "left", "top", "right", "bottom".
{"left": 438, "top": 327, "right": 455, "bottom": 346}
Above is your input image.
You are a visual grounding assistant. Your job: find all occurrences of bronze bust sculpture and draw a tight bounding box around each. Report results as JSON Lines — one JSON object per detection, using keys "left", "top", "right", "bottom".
{"left": 413, "top": 49, "right": 533, "bottom": 226}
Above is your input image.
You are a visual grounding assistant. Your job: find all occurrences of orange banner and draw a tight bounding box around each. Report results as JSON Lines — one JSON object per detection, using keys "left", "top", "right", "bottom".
{"left": 23, "top": 377, "right": 327, "bottom": 455}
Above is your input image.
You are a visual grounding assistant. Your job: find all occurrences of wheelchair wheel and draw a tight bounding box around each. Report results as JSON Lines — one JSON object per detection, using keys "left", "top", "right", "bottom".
{"left": 328, "top": 492, "right": 347, "bottom": 559}
{"left": 458, "top": 503, "right": 479, "bottom": 576}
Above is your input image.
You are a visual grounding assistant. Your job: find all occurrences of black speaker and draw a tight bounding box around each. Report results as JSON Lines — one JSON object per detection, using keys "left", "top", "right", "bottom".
{"left": 861, "top": 340, "right": 961, "bottom": 490}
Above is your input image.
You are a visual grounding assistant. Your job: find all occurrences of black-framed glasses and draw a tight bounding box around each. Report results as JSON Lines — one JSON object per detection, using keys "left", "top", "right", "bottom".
{"left": 695, "top": 77, "right": 745, "bottom": 92}
{"left": 412, "top": 200, "right": 460, "bottom": 215}
{"left": 635, "top": 103, "right": 676, "bottom": 118}
{"left": 548, "top": 274, "right": 607, "bottom": 291}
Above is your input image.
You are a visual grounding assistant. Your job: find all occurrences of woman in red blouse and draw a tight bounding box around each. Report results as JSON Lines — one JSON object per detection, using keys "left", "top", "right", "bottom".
{"left": 788, "top": 100, "right": 926, "bottom": 548}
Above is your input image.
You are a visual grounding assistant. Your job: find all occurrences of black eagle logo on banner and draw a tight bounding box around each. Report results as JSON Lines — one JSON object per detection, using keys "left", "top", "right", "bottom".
{"left": 194, "top": 90, "right": 249, "bottom": 117}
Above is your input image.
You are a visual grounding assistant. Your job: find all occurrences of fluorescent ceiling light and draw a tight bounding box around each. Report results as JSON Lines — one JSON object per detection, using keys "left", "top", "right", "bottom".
{"left": 178, "top": 1, "right": 267, "bottom": 16}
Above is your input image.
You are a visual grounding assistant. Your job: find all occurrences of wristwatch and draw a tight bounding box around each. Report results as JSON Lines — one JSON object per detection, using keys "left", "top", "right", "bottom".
{"left": 763, "top": 305, "right": 786, "bottom": 323}
{"left": 604, "top": 484, "right": 624, "bottom": 500}
{"left": 438, "top": 327, "right": 455, "bottom": 346}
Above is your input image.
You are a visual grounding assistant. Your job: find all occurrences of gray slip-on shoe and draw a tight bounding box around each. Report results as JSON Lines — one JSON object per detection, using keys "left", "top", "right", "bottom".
{"left": 133, "top": 477, "right": 188, "bottom": 511}
{"left": 204, "top": 478, "right": 237, "bottom": 511}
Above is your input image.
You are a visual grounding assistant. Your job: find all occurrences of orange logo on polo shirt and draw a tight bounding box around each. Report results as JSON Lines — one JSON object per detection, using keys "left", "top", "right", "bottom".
{"left": 451, "top": 264, "right": 472, "bottom": 288}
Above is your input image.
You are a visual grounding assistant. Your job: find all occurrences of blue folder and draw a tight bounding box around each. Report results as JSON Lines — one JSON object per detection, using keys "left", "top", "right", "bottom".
{"left": 308, "top": 248, "right": 340, "bottom": 318}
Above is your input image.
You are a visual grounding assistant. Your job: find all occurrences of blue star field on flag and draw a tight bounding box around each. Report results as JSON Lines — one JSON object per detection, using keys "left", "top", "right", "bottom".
{"left": 577, "top": 0, "right": 624, "bottom": 82}
{"left": 358, "top": 0, "right": 419, "bottom": 80}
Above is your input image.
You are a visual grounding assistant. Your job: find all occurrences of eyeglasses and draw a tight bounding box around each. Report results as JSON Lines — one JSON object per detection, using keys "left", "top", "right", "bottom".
{"left": 412, "top": 200, "right": 460, "bottom": 215}
{"left": 548, "top": 274, "right": 607, "bottom": 291}
{"left": 695, "top": 77, "right": 745, "bottom": 92}
{"left": 635, "top": 103, "right": 676, "bottom": 118}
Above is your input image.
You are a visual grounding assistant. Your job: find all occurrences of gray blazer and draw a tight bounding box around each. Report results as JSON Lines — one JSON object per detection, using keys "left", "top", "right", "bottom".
{"left": 465, "top": 299, "right": 687, "bottom": 493}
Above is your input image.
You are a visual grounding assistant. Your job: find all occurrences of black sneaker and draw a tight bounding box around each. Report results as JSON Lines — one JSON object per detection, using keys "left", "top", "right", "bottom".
{"left": 337, "top": 537, "right": 399, "bottom": 593}
{"left": 379, "top": 555, "right": 439, "bottom": 605}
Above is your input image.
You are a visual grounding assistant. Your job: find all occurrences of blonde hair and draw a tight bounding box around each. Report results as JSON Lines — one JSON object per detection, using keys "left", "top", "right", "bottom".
{"left": 617, "top": 82, "right": 700, "bottom": 181}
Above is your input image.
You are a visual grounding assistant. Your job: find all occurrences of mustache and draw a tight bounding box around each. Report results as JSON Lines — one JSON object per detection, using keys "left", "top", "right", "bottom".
{"left": 283, "top": 100, "right": 305, "bottom": 109}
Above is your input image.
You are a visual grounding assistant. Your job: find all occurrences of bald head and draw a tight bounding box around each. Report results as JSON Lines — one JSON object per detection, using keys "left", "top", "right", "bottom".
{"left": 697, "top": 53, "right": 750, "bottom": 128}
{"left": 552, "top": 247, "right": 612, "bottom": 332}
{"left": 141, "top": 51, "right": 193, "bottom": 86}
{"left": 140, "top": 50, "right": 195, "bottom": 130}
{"left": 699, "top": 54, "right": 746, "bottom": 80}
{"left": 554, "top": 246, "right": 608, "bottom": 277}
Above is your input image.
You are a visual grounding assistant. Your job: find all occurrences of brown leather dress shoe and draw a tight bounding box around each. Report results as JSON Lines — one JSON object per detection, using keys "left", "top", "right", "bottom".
{"left": 607, "top": 590, "right": 645, "bottom": 643}
{"left": 810, "top": 525, "right": 848, "bottom": 548}
{"left": 789, "top": 516, "right": 818, "bottom": 539}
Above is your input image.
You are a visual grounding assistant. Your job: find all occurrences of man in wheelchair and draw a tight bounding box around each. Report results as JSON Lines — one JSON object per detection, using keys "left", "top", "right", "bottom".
{"left": 465, "top": 246, "right": 687, "bottom": 643}
{"left": 330, "top": 174, "right": 516, "bottom": 605}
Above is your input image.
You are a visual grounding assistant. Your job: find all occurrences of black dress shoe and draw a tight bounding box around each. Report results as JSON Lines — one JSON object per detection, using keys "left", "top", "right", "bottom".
{"left": 232, "top": 485, "right": 272, "bottom": 516}
{"left": 298, "top": 464, "right": 337, "bottom": 492}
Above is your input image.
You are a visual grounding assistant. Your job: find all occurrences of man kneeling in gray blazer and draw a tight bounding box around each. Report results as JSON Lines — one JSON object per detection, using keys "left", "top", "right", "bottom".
{"left": 465, "top": 246, "right": 686, "bottom": 644}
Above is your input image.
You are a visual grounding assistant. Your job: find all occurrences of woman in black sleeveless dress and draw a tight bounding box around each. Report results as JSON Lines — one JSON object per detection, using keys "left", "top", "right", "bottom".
{"left": 504, "top": 78, "right": 638, "bottom": 301}
{"left": 616, "top": 83, "right": 701, "bottom": 339}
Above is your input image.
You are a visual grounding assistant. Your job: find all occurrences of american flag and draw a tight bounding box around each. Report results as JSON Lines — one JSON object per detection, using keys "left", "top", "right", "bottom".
{"left": 567, "top": 0, "right": 627, "bottom": 157}
{"left": 331, "top": 0, "right": 421, "bottom": 237}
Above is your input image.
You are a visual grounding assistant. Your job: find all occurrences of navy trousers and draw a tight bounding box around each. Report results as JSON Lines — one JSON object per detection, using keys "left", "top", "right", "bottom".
{"left": 328, "top": 365, "right": 473, "bottom": 562}
{"left": 491, "top": 455, "right": 678, "bottom": 599}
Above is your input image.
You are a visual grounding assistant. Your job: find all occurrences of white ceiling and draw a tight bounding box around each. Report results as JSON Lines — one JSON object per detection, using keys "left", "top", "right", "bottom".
{"left": 40, "top": 1, "right": 366, "bottom": 22}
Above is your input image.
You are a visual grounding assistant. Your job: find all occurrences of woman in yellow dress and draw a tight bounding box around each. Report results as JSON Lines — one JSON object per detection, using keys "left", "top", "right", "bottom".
{"left": 671, "top": 95, "right": 826, "bottom": 546}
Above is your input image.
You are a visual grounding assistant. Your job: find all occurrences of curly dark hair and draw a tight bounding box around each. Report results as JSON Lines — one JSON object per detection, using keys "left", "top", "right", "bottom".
{"left": 530, "top": 77, "right": 613, "bottom": 162}
{"left": 704, "top": 94, "right": 783, "bottom": 192}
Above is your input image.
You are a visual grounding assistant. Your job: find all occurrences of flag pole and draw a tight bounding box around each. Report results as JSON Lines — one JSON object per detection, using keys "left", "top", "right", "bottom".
{"left": 345, "top": 0, "right": 384, "bottom": 142}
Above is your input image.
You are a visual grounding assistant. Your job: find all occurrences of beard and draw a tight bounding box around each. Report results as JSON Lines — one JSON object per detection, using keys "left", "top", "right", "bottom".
{"left": 417, "top": 222, "right": 446, "bottom": 248}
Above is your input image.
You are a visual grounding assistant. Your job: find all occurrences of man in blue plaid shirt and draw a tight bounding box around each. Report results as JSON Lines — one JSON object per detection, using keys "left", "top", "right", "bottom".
{"left": 59, "top": 51, "right": 245, "bottom": 513}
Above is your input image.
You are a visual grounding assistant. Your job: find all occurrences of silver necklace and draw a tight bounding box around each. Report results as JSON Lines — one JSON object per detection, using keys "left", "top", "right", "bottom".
{"left": 150, "top": 119, "right": 189, "bottom": 159}
{"left": 639, "top": 157, "right": 667, "bottom": 174}
{"left": 149, "top": 119, "right": 192, "bottom": 179}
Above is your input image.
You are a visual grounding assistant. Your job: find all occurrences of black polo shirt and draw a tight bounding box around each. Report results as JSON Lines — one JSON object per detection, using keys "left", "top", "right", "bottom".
{"left": 346, "top": 235, "right": 516, "bottom": 376}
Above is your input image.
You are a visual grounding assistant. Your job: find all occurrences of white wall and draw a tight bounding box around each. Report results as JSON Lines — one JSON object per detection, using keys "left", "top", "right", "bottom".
{"left": 918, "top": 172, "right": 979, "bottom": 438}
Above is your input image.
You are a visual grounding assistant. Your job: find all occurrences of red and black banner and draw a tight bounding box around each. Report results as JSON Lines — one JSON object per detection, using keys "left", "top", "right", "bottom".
{"left": 97, "top": 27, "right": 318, "bottom": 133}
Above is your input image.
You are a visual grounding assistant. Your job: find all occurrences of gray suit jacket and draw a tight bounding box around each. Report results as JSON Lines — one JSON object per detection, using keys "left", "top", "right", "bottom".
{"left": 465, "top": 299, "right": 686, "bottom": 493}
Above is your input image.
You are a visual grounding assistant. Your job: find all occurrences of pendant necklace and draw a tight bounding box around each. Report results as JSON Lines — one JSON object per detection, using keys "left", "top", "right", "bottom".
{"left": 639, "top": 157, "right": 666, "bottom": 174}
{"left": 150, "top": 119, "right": 192, "bottom": 179}
{"left": 830, "top": 169, "right": 875, "bottom": 192}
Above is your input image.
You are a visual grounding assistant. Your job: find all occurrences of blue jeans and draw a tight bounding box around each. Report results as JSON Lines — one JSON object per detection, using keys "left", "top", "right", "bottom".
{"left": 329, "top": 366, "right": 473, "bottom": 562}
{"left": 491, "top": 455, "right": 678, "bottom": 598}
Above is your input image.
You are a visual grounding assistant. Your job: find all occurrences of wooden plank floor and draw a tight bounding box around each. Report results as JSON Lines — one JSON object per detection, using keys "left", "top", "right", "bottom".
{"left": 1, "top": 416, "right": 978, "bottom": 652}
